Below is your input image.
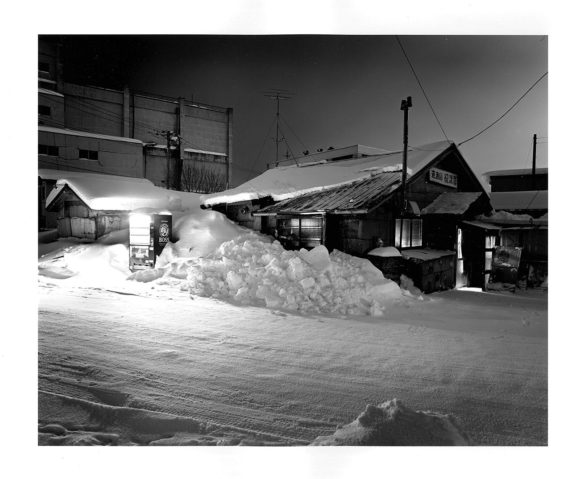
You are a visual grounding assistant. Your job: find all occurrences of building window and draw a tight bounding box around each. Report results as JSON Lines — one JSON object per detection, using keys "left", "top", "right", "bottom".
{"left": 394, "top": 218, "right": 423, "bottom": 248}
{"left": 38, "top": 78, "right": 57, "bottom": 91}
{"left": 38, "top": 144, "right": 59, "bottom": 156}
{"left": 277, "top": 216, "right": 323, "bottom": 249}
{"left": 79, "top": 149, "right": 99, "bottom": 161}
{"left": 38, "top": 105, "right": 51, "bottom": 116}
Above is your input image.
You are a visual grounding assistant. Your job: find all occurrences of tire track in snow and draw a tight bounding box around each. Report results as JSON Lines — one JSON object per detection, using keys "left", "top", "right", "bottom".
{"left": 39, "top": 286, "right": 547, "bottom": 445}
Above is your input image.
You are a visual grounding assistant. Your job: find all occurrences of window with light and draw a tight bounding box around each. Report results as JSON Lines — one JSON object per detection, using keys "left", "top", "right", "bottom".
{"left": 394, "top": 218, "right": 423, "bottom": 248}
{"left": 277, "top": 216, "right": 323, "bottom": 249}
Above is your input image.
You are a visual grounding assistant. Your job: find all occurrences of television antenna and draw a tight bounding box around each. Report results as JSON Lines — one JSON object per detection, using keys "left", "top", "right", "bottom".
{"left": 263, "top": 89, "right": 296, "bottom": 167}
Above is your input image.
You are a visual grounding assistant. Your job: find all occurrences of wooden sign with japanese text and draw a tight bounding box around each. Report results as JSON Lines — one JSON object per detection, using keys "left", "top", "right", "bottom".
{"left": 429, "top": 167, "right": 458, "bottom": 188}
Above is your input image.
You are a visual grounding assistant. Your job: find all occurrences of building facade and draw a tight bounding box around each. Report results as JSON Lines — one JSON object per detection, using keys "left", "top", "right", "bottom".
{"left": 38, "top": 36, "right": 233, "bottom": 229}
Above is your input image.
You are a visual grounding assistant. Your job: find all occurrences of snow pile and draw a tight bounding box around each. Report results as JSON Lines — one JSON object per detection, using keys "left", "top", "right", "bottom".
{"left": 187, "top": 239, "right": 411, "bottom": 316}
{"left": 170, "top": 210, "right": 250, "bottom": 259}
{"left": 310, "top": 399, "right": 470, "bottom": 446}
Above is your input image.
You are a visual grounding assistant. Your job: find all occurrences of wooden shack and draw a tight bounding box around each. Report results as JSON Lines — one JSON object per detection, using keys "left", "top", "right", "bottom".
{"left": 203, "top": 141, "right": 491, "bottom": 292}
{"left": 45, "top": 172, "right": 174, "bottom": 241}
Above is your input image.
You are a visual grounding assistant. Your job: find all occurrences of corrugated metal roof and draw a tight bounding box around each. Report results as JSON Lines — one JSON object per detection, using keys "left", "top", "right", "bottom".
{"left": 255, "top": 171, "right": 401, "bottom": 215}
{"left": 421, "top": 192, "right": 484, "bottom": 215}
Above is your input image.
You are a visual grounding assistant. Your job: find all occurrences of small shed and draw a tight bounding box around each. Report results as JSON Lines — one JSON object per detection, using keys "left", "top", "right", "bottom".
{"left": 401, "top": 249, "right": 457, "bottom": 294}
{"left": 45, "top": 173, "right": 177, "bottom": 240}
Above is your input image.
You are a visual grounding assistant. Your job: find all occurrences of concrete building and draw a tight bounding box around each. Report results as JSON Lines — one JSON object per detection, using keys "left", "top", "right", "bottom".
{"left": 38, "top": 36, "right": 233, "bottom": 229}
{"left": 482, "top": 167, "right": 548, "bottom": 218}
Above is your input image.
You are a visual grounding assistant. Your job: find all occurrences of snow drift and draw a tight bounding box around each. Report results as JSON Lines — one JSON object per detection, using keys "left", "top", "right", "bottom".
{"left": 311, "top": 399, "right": 470, "bottom": 446}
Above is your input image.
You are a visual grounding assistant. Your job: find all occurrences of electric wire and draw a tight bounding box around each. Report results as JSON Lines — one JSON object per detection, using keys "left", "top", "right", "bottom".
{"left": 458, "top": 72, "right": 548, "bottom": 146}
{"left": 395, "top": 36, "right": 450, "bottom": 142}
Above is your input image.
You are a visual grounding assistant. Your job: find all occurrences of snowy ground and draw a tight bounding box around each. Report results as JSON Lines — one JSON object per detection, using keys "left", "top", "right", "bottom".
{"left": 36, "top": 195, "right": 547, "bottom": 447}
{"left": 38, "top": 276, "right": 547, "bottom": 446}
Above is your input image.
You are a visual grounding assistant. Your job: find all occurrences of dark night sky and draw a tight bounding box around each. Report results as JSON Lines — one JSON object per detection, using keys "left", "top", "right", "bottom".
{"left": 56, "top": 34, "right": 547, "bottom": 187}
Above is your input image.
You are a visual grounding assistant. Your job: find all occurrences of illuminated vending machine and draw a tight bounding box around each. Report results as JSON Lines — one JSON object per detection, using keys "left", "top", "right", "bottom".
{"left": 129, "top": 212, "right": 172, "bottom": 271}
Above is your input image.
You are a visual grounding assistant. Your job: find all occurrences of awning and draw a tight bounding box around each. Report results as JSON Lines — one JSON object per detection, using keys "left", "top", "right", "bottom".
{"left": 421, "top": 192, "right": 485, "bottom": 215}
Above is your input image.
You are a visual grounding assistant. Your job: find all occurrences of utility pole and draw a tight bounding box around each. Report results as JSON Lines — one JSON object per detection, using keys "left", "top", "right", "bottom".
{"left": 400, "top": 96, "right": 412, "bottom": 213}
{"left": 399, "top": 96, "right": 412, "bottom": 249}
{"left": 166, "top": 130, "right": 172, "bottom": 188}
{"left": 532, "top": 133, "right": 537, "bottom": 190}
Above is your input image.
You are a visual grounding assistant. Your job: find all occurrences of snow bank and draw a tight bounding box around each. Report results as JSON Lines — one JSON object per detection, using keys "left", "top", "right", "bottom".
{"left": 310, "top": 399, "right": 470, "bottom": 446}
{"left": 187, "top": 239, "right": 408, "bottom": 316}
{"left": 38, "top": 242, "right": 131, "bottom": 284}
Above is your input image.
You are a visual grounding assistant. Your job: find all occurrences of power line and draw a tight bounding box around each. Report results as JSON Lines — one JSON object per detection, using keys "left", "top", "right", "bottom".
{"left": 395, "top": 36, "right": 450, "bottom": 142}
{"left": 458, "top": 72, "right": 548, "bottom": 146}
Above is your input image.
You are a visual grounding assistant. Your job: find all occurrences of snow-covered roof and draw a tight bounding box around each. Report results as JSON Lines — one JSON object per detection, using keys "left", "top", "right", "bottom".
{"left": 489, "top": 190, "right": 548, "bottom": 212}
{"left": 421, "top": 192, "right": 485, "bottom": 215}
{"left": 402, "top": 249, "right": 456, "bottom": 262}
{"left": 38, "top": 126, "right": 144, "bottom": 145}
{"left": 483, "top": 167, "right": 548, "bottom": 182}
{"left": 39, "top": 168, "right": 150, "bottom": 183}
{"left": 184, "top": 148, "right": 227, "bottom": 157}
{"left": 475, "top": 210, "right": 548, "bottom": 226}
{"left": 38, "top": 88, "right": 64, "bottom": 98}
{"left": 45, "top": 172, "right": 179, "bottom": 212}
{"left": 202, "top": 141, "right": 453, "bottom": 206}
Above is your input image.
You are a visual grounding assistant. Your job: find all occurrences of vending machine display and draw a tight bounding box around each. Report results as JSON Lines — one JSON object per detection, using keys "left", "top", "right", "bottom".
{"left": 129, "top": 212, "right": 172, "bottom": 271}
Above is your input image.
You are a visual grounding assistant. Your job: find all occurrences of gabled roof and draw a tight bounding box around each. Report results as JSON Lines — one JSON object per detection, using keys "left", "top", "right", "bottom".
{"left": 45, "top": 172, "right": 177, "bottom": 212}
{"left": 254, "top": 171, "right": 401, "bottom": 215}
{"left": 421, "top": 192, "right": 485, "bottom": 215}
{"left": 202, "top": 141, "right": 454, "bottom": 206}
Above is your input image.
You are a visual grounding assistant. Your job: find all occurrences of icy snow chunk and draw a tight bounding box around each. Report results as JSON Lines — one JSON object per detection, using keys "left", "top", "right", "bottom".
{"left": 368, "top": 281, "right": 403, "bottom": 305}
{"left": 300, "top": 245, "right": 331, "bottom": 271}
{"left": 300, "top": 277, "right": 316, "bottom": 290}
{"left": 226, "top": 271, "right": 244, "bottom": 290}
{"left": 129, "top": 268, "right": 166, "bottom": 283}
{"left": 400, "top": 274, "right": 424, "bottom": 300}
{"left": 286, "top": 257, "right": 306, "bottom": 281}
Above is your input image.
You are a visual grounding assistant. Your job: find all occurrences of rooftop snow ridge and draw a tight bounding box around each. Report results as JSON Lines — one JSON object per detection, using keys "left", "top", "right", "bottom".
{"left": 201, "top": 141, "right": 453, "bottom": 207}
